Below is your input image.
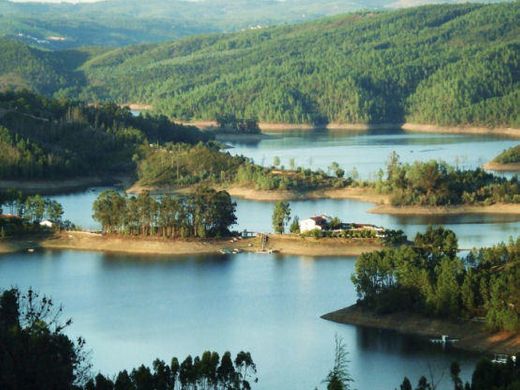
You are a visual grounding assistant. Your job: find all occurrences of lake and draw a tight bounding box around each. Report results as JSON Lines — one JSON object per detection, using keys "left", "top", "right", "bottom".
{"left": 51, "top": 189, "right": 520, "bottom": 249}
{"left": 0, "top": 250, "right": 480, "bottom": 389}
{"left": 4, "top": 129, "right": 519, "bottom": 389}
{"left": 226, "top": 129, "right": 518, "bottom": 179}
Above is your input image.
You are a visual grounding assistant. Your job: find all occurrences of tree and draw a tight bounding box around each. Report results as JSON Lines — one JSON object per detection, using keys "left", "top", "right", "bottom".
{"left": 272, "top": 156, "right": 281, "bottom": 168}
{"left": 46, "top": 200, "right": 64, "bottom": 224}
{"left": 450, "top": 362, "right": 464, "bottom": 390}
{"left": 323, "top": 336, "right": 353, "bottom": 390}
{"left": 400, "top": 377, "right": 412, "bottom": 390}
{"left": 24, "top": 195, "right": 46, "bottom": 223}
{"left": 0, "top": 288, "right": 90, "bottom": 389}
{"left": 272, "top": 201, "right": 291, "bottom": 234}
{"left": 289, "top": 216, "right": 300, "bottom": 234}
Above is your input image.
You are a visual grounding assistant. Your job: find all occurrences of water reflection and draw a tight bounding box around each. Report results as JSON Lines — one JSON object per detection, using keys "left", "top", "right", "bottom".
{"left": 0, "top": 251, "right": 480, "bottom": 389}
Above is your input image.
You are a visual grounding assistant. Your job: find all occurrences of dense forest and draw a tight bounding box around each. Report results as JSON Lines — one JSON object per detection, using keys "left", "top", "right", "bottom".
{"left": 352, "top": 227, "right": 520, "bottom": 332}
{"left": 0, "top": 91, "right": 210, "bottom": 180}
{"left": 93, "top": 187, "right": 237, "bottom": 238}
{"left": 493, "top": 145, "right": 520, "bottom": 164}
{"left": 372, "top": 152, "right": 520, "bottom": 206}
{"left": 0, "top": 3, "right": 518, "bottom": 128}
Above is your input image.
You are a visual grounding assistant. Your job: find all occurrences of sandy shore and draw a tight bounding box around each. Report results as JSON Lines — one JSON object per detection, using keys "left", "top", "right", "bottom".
{"left": 483, "top": 161, "right": 520, "bottom": 172}
{"left": 371, "top": 203, "right": 520, "bottom": 216}
{"left": 126, "top": 103, "right": 152, "bottom": 111}
{"left": 127, "top": 184, "right": 389, "bottom": 203}
{"left": 322, "top": 304, "right": 520, "bottom": 355}
{"left": 127, "top": 183, "right": 520, "bottom": 216}
{"left": 179, "top": 120, "right": 401, "bottom": 132}
{"left": 0, "top": 176, "right": 133, "bottom": 195}
{"left": 0, "top": 231, "right": 383, "bottom": 257}
{"left": 175, "top": 119, "right": 520, "bottom": 138}
{"left": 402, "top": 123, "right": 520, "bottom": 138}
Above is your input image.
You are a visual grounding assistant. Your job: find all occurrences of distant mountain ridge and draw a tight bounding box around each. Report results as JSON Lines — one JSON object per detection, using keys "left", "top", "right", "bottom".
{"left": 0, "top": 0, "right": 508, "bottom": 48}
{"left": 0, "top": 2, "right": 518, "bottom": 129}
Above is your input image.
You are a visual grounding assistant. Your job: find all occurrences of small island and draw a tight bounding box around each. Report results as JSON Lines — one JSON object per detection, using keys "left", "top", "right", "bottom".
{"left": 484, "top": 145, "right": 520, "bottom": 172}
{"left": 0, "top": 188, "right": 394, "bottom": 257}
{"left": 322, "top": 226, "right": 520, "bottom": 355}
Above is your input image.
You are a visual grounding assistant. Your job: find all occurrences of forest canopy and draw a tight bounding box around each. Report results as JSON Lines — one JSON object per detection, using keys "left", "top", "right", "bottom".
{"left": 352, "top": 227, "right": 520, "bottom": 332}
{"left": 0, "top": 3, "right": 518, "bottom": 128}
{"left": 493, "top": 145, "right": 520, "bottom": 164}
{"left": 0, "top": 91, "right": 211, "bottom": 180}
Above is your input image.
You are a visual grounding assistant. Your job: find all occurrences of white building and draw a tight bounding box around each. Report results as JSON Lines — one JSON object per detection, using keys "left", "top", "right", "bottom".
{"left": 39, "top": 220, "right": 54, "bottom": 228}
{"left": 299, "top": 215, "right": 331, "bottom": 233}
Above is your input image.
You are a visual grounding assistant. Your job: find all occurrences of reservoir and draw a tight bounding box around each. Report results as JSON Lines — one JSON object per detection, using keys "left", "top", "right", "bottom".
{"left": 0, "top": 250, "right": 479, "bottom": 389}
{"left": 3, "top": 129, "right": 518, "bottom": 389}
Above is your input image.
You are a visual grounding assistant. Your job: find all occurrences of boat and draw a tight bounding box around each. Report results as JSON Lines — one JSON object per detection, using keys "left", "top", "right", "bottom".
{"left": 430, "top": 335, "right": 459, "bottom": 344}
{"left": 27, "top": 248, "right": 35, "bottom": 253}
{"left": 491, "top": 354, "right": 516, "bottom": 364}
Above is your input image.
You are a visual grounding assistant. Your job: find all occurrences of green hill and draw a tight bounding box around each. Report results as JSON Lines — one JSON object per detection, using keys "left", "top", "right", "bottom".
{"left": 0, "top": 2, "right": 518, "bottom": 128}
{"left": 0, "top": 38, "right": 97, "bottom": 96}
{"left": 77, "top": 2, "right": 520, "bottom": 127}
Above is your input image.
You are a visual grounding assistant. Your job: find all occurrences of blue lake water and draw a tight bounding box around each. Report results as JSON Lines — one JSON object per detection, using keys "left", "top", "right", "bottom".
{"left": 226, "top": 129, "right": 518, "bottom": 179}
{"left": 0, "top": 250, "right": 479, "bottom": 389}
{"left": 3, "top": 130, "right": 519, "bottom": 389}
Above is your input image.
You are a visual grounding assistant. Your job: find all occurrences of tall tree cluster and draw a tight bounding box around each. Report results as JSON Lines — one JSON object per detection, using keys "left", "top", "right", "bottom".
{"left": 85, "top": 351, "right": 257, "bottom": 390}
{"left": 352, "top": 227, "right": 520, "bottom": 331}
{"left": 92, "top": 187, "right": 237, "bottom": 239}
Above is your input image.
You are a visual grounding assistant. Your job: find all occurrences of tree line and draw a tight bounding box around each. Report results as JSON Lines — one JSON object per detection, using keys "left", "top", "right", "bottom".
{"left": 397, "top": 359, "right": 520, "bottom": 390}
{"left": 372, "top": 152, "right": 520, "bottom": 207}
{"left": 352, "top": 226, "right": 519, "bottom": 331}
{"left": 92, "top": 187, "right": 237, "bottom": 239}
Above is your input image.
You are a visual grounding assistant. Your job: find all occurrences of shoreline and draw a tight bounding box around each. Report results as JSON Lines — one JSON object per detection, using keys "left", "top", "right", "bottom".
{"left": 483, "top": 161, "right": 520, "bottom": 172}
{"left": 120, "top": 106, "right": 520, "bottom": 137}
{"left": 401, "top": 123, "right": 520, "bottom": 138}
{"left": 176, "top": 119, "right": 520, "bottom": 138}
{"left": 128, "top": 184, "right": 520, "bottom": 216}
{"left": 322, "top": 304, "right": 520, "bottom": 355}
{"left": 0, "top": 231, "right": 383, "bottom": 257}
{"left": 0, "top": 175, "right": 133, "bottom": 195}
{"left": 370, "top": 203, "right": 520, "bottom": 216}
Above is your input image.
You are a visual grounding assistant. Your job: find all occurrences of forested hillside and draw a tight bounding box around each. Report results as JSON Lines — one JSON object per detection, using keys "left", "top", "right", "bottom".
{"left": 78, "top": 2, "right": 520, "bottom": 128}
{"left": 0, "top": 3, "right": 518, "bottom": 128}
{"left": 0, "top": 38, "right": 94, "bottom": 96}
{"left": 0, "top": 91, "right": 210, "bottom": 179}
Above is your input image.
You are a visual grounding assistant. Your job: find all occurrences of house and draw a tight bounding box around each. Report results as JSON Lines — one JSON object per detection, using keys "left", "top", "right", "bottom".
{"left": 299, "top": 215, "right": 331, "bottom": 233}
{"left": 351, "top": 223, "right": 386, "bottom": 237}
{"left": 39, "top": 220, "right": 54, "bottom": 228}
